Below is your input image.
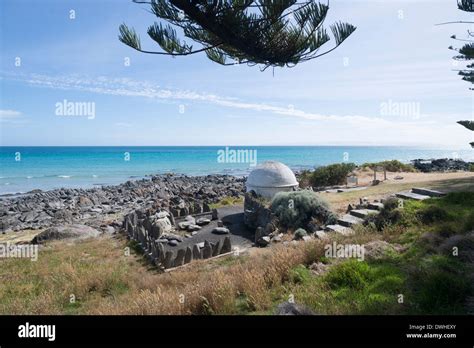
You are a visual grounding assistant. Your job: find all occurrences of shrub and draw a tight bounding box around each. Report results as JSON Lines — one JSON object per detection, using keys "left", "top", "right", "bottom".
{"left": 416, "top": 206, "right": 450, "bottom": 224}
{"left": 294, "top": 228, "right": 308, "bottom": 240}
{"left": 366, "top": 198, "right": 403, "bottom": 230}
{"left": 271, "top": 191, "right": 337, "bottom": 229}
{"left": 309, "top": 163, "right": 357, "bottom": 188}
{"left": 360, "top": 160, "right": 416, "bottom": 172}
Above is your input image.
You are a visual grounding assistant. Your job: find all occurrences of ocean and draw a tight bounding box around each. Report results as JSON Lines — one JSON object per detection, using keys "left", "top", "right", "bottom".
{"left": 0, "top": 146, "right": 472, "bottom": 195}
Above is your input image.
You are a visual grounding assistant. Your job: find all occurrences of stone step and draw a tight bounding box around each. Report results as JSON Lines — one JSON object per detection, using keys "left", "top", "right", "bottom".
{"left": 325, "top": 224, "right": 354, "bottom": 235}
{"left": 315, "top": 230, "right": 329, "bottom": 239}
{"left": 337, "top": 214, "right": 364, "bottom": 227}
{"left": 395, "top": 191, "right": 431, "bottom": 201}
{"left": 368, "top": 202, "right": 384, "bottom": 211}
{"left": 349, "top": 209, "right": 379, "bottom": 219}
{"left": 411, "top": 187, "right": 446, "bottom": 197}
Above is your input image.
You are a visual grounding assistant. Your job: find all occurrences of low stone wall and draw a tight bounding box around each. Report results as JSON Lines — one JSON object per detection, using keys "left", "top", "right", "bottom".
{"left": 123, "top": 209, "right": 232, "bottom": 269}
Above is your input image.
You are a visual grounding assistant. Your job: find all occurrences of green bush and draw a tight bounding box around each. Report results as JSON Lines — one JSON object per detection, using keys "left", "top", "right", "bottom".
{"left": 365, "top": 197, "right": 403, "bottom": 230}
{"left": 360, "top": 160, "right": 416, "bottom": 172}
{"left": 416, "top": 206, "right": 450, "bottom": 224}
{"left": 309, "top": 163, "right": 356, "bottom": 187}
{"left": 294, "top": 228, "right": 308, "bottom": 240}
{"left": 271, "top": 190, "right": 337, "bottom": 229}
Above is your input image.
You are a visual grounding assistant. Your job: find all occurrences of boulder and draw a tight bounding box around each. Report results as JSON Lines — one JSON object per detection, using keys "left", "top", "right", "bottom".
{"left": 202, "top": 241, "right": 213, "bottom": 259}
{"left": 32, "top": 224, "right": 100, "bottom": 244}
{"left": 192, "top": 244, "right": 202, "bottom": 259}
{"left": 173, "top": 248, "right": 185, "bottom": 267}
{"left": 221, "top": 236, "right": 232, "bottom": 253}
{"left": 184, "top": 246, "right": 193, "bottom": 263}
{"left": 196, "top": 217, "right": 211, "bottom": 226}
{"left": 212, "top": 227, "right": 230, "bottom": 235}
{"left": 274, "top": 302, "right": 315, "bottom": 315}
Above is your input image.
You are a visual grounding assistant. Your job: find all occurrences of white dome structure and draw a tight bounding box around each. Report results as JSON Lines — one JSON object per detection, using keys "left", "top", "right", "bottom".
{"left": 246, "top": 161, "right": 298, "bottom": 199}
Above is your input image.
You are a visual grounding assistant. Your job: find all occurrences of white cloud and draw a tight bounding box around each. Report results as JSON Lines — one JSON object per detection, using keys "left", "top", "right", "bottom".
{"left": 0, "top": 109, "right": 22, "bottom": 119}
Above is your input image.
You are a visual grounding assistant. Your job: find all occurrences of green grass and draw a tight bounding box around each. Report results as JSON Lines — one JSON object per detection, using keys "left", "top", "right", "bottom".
{"left": 266, "top": 192, "right": 474, "bottom": 315}
{"left": 208, "top": 196, "right": 244, "bottom": 209}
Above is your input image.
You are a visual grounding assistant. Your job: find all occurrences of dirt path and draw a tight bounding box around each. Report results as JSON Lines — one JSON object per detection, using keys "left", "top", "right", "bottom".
{"left": 321, "top": 172, "right": 474, "bottom": 213}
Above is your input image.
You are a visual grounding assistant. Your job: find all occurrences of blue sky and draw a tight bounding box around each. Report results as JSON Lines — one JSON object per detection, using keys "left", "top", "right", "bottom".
{"left": 0, "top": 0, "right": 473, "bottom": 147}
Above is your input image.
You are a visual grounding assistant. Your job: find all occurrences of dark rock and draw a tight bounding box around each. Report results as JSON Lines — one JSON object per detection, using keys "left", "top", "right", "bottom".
{"left": 212, "top": 227, "right": 230, "bottom": 235}
{"left": 275, "top": 302, "right": 315, "bottom": 315}
{"left": 32, "top": 224, "right": 100, "bottom": 244}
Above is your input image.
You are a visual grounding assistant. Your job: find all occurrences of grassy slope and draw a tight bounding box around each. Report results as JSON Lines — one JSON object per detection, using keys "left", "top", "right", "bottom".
{"left": 1, "top": 183, "right": 473, "bottom": 315}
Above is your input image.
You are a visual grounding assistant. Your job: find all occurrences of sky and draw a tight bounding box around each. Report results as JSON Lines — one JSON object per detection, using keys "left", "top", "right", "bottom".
{"left": 0, "top": 0, "right": 473, "bottom": 147}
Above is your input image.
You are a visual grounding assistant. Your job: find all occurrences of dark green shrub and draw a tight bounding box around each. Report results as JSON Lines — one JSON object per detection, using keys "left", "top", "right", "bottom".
{"left": 360, "top": 160, "right": 416, "bottom": 172}
{"left": 416, "top": 206, "right": 450, "bottom": 224}
{"left": 294, "top": 228, "right": 308, "bottom": 240}
{"left": 366, "top": 198, "right": 403, "bottom": 230}
{"left": 309, "top": 163, "right": 356, "bottom": 187}
{"left": 271, "top": 190, "right": 336, "bottom": 229}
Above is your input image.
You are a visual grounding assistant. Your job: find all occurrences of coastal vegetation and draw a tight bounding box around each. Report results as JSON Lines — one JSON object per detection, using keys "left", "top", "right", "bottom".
{"left": 271, "top": 190, "right": 337, "bottom": 229}
{"left": 299, "top": 160, "right": 417, "bottom": 189}
{"left": 1, "top": 188, "right": 472, "bottom": 315}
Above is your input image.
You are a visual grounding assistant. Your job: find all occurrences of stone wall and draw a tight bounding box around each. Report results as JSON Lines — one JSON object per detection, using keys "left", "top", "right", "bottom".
{"left": 123, "top": 209, "right": 232, "bottom": 269}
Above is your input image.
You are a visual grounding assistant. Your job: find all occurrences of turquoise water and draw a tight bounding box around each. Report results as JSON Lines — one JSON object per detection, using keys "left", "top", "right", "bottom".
{"left": 0, "top": 146, "right": 472, "bottom": 194}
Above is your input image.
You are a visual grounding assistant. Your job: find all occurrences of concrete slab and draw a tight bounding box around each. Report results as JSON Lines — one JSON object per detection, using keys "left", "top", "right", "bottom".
{"left": 337, "top": 214, "right": 364, "bottom": 227}
{"left": 368, "top": 202, "right": 384, "bottom": 211}
{"left": 325, "top": 224, "right": 354, "bottom": 235}
{"left": 411, "top": 187, "right": 446, "bottom": 197}
{"left": 395, "top": 191, "right": 431, "bottom": 201}
{"left": 349, "top": 209, "right": 379, "bottom": 219}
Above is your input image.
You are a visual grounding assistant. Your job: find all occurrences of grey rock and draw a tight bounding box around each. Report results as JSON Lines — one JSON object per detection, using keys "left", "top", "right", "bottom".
{"left": 163, "top": 251, "right": 174, "bottom": 269}
{"left": 196, "top": 217, "right": 211, "bottom": 226}
{"left": 202, "top": 241, "right": 212, "bottom": 259}
{"left": 212, "top": 227, "right": 230, "bottom": 235}
{"left": 221, "top": 236, "right": 232, "bottom": 253}
{"left": 168, "top": 240, "right": 179, "bottom": 247}
{"left": 275, "top": 302, "right": 315, "bottom": 315}
{"left": 192, "top": 244, "right": 202, "bottom": 259}
{"left": 184, "top": 246, "right": 193, "bottom": 264}
{"left": 32, "top": 224, "right": 100, "bottom": 244}
{"left": 173, "top": 248, "right": 185, "bottom": 267}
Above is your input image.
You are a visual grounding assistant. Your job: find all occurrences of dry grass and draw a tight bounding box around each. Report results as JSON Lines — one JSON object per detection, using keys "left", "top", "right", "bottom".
{"left": 0, "top": 232, "right": 336, "bottom": 315}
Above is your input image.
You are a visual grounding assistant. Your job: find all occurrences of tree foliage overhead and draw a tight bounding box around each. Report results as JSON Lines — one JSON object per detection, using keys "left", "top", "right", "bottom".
{"left": 446, "top": 0, "right": 474, "bottom": 88}
{"left": 119, "top": 0, "right": 356, "bottom": 70}
{"left": 441, "top": 0, "right": 474, "bottom": 148}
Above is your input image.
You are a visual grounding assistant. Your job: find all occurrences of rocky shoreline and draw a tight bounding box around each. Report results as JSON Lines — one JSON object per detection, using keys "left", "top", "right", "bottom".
{"left": 0, "top": 174, "right": 245, "bottom": 234}
{"left": 1, "top": 157, "right": 472, "bottom": 236}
